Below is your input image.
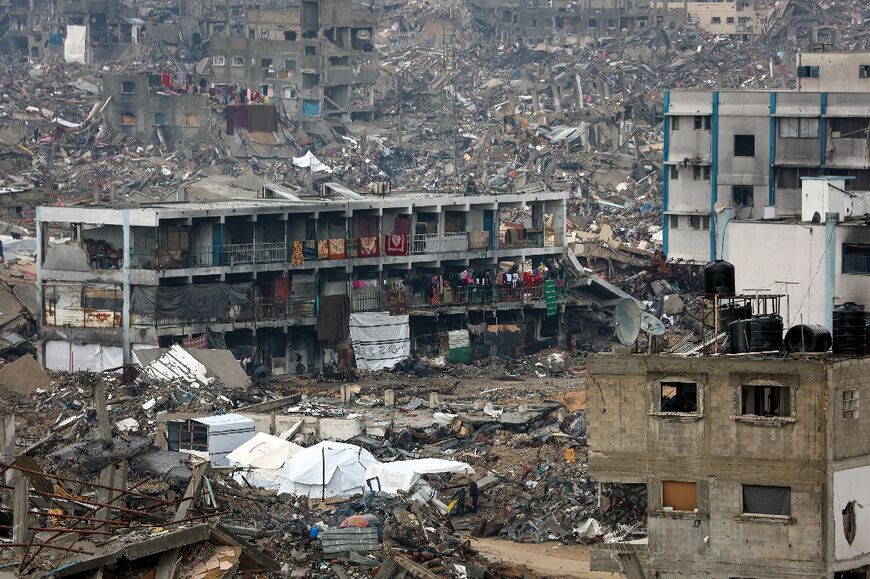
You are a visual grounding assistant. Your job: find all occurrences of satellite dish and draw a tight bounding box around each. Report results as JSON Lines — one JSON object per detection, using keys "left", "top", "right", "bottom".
{"left": 641, "top": 312, "right": 667, "bottom": 336}
{"left": 613, "top": 298, "right": 642, "bottom": 346}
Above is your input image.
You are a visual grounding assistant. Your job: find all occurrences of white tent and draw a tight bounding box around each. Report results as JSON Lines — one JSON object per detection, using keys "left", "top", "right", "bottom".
{"left": 292, "top": 151, "right": 333, "bottom": 174}
{"left": 227, "top": 432, "right": 303, "bottom": 491}
{"left": 277, "top": 441, "right": 379, "bottom": 499}
{"left": 365, "top": 459, "right": 475, "bottom": 494}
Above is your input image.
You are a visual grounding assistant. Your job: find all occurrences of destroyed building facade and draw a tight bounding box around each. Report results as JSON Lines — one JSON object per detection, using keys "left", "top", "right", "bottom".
{"left": 206, "top": 0, "right": 379, "bottom": 122}
{"left": 467, "top": 0, "right": 767, "bottom": 45}
{"left": 102, "top": 74, "right": 211, "bottom": 150}
{"left": 587, "top": 353, "right": 870, "bottom": 578}
{"left": 35, "top": 188, "right": 567, "bottom": 373}
{"left": 663, "top": 55, "right": 870, "bottom": 263}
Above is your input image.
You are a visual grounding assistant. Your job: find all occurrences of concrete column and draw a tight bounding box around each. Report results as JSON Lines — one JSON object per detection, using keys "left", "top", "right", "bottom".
{"left": 96, "top": 462, "right": 128, "bottom": 523}
{"left": 825, "top": 212, "right": 838, "bottom": 332}
{"left": 13, "top": 475, "right": 30, "bottom": 553}
{"left": 1, "top": 415, "right": 13, "bottom": 484}
{"left": 384, "top": 388, "right": 395, "bottom": 407}
{"left": 122, "top": 210, "right": 131, "bottom": 364}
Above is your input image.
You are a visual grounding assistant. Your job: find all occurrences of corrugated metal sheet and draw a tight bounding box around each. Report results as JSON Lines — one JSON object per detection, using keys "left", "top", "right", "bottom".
{"left": 320, "top": 528, "right": 380, "bottom": 555}
{"left": 43, "top": 283, "right": 121, "bottom": 328}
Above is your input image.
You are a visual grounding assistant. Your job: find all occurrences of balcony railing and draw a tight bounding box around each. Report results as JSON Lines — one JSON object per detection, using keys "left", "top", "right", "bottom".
{"left": 146, "top": 295, "right": 316, "bottom": 328}
{"left": 351, "top": 282, "right": 565, "bottom": 312}
{"left": 130, "top": 229, "right": 550, "bottom": 270}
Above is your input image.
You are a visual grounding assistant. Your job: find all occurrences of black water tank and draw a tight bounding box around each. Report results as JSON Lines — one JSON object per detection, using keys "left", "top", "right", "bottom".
{"left": 718, "top": 302, "right": 752, "bottom": 333}
{"left": 833, "top": 302, "right": 867, "bottom": 356}
{"left": 704, "top": 260, "right": 736, "bottom": 297}
{"left": 784, "top": 324, "right": 832, "bottom": 353}
{"left": 728, "top": 319, "right": 751, "bottom": 354}
{"left": 749, "top": 314, "right": 783, "bottom": 352}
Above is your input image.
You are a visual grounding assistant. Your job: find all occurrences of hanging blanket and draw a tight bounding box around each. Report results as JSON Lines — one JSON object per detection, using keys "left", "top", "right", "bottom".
{"left": 317, "top": 240, "right": 330, "bottom": 260}
{"left": 385, "top": 234, "right": 407, "bottom": 256}
{"left": 328, "top": 238, "right": 347, "bottom": 260}
{"left": 358, "top": 236, "right": 379, "bottom": 257}
{"left": 291, "top": 240, "right": 304, "bottom": 266}
{"left": 349, "top": 312, "right": 410, "bottom": 371}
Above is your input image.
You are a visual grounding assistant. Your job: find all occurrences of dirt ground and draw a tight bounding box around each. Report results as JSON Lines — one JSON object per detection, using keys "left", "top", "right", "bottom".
{"left": 469, "top": 537, "right": 624, "bottom": 578}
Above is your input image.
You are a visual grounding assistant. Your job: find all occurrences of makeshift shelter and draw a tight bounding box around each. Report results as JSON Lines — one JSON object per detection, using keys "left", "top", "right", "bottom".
{"left": 227, "top": 432, "right": 303, "bottom": 490}
{"left": 167, "top": 414, "right": 256, "bottom": 466}
{"left": 277, "top": 441, "right": 378, "bottom": 499}
{"left": 365, "top": 459, "right": 475, "bottom": 494}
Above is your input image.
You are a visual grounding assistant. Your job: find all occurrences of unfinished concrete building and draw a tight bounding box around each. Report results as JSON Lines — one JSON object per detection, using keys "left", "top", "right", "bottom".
{"left": 102, "top": 74, "right": 210, "bottom": 151}
{"left": 36, "top": 186, "right": 567, "bottom": 374}
{"left": 0, "top": 0, "right": 57, "bottom": 58}
{"left": 207, "top": 0, "right": 379, "bottom": 123}
{"left": 587, "top": 352, "right": 870, "bottom": 578}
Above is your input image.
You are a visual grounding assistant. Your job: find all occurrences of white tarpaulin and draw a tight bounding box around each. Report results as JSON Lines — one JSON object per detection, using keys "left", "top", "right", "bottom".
{"left": 277, "top": 441, "right": 379, "bottom": 499}
{"left": 227, "top": 432, "right": 303, "bottom": 491}
{"left": 365, "top": 459, "right": 475, "bottom": 494}
{"left": 44, "top": 341, "right": 150, "bottom": 372}
{"left": 64, "top": 25, "right": 87, "bottom": 64}
{"left": 349, "top": 312, "right": 410, "bottom": 371}
{"left": 292, "top": 151, "right": 333, "bottom": 173}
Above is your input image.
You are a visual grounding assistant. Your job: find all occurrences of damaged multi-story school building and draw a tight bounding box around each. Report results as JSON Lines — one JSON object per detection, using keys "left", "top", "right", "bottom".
{"left": 35, "top": 186, "right": 568, "bottom": 373}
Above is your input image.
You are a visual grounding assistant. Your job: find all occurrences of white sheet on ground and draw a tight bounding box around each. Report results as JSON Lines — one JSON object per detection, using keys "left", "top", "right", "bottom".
{"left": 365, "top": 459, "right": 475, "bottom": 494}
{"left": 292, "top": 151, "right": 333, "bottom": 173}
{"left": 349, "top": 312, "right": 410, "bottom": 371}
{"left": 277, "top": 441, "right": 379, "bottom": 499}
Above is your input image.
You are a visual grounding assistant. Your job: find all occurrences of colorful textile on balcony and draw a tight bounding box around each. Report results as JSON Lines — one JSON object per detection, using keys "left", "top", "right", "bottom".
{"left": 385, "top": 234, "right": 407, "bottom": 256}
{"left": 358, "top": 236, "right": 379, "bottom": 257}
{"left": 328, "top": 238, "right": 346, "bottom": 260}
{"left": 291, "top": 240, "right": 304, "bottom": 266}
{"left": 317, "top": 240, "right": 329, "bottom": 260}
{"left": 182, "top": 333, "right": 208, "bottom": 349}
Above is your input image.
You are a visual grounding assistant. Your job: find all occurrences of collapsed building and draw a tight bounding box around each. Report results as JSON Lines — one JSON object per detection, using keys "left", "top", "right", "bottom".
{"left": 206, "top": 0, "right": 380, "bottom": 125}
{"left": 36, "top": 186, "right": 568, "bottom": 373}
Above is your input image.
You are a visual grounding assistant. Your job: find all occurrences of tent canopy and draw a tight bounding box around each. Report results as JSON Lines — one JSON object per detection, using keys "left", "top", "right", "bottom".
{"left": 278, "top": 441, "right": 378, "bottom": 499}
{"left": 365, "top": 459, "right": 475, "bottom": 494}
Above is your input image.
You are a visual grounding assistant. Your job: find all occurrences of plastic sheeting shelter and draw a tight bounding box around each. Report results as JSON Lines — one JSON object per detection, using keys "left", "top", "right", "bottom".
{"left": 227, "top": 432, "right": 302, "bottom": 491}
{"left": 349, "top": 312, "right": 410, "bottom": 371}
{"left": 292, "top": 151, "right": 332, "bottom": 173}
{"left": 277, "top": 441, "right": 378, "bottom": 499}
{"left": 44, "top": 341, "right": 151, "bottom": 372}
{"left": 364, "top": 459, "right": 474, "bottom": 494}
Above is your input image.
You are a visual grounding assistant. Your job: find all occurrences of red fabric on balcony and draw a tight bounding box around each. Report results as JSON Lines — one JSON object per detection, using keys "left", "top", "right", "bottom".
{"left": 385, "top": 234, "right": 407, "bottom": 256}
{"left": 358, "top": 236, "right": 379, "bottom": 257}
{"left": 328, "top": 238, "right": 347, "bottom": 260}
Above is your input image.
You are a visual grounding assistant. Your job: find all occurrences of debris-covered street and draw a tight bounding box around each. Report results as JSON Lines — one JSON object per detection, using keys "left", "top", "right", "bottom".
{"left": 2, "top": 0, "right": 870, "bottom": 577}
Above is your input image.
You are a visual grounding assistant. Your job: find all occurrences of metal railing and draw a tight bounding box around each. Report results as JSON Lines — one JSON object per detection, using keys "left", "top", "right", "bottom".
{"left": 129, "top": 228, "right": 550, "bottom": 270}
{"left": 147, "top": 295, "right": 316, "bottom": 328}
{"left": 351, "top": 282, "right": 565, "bottom": 312}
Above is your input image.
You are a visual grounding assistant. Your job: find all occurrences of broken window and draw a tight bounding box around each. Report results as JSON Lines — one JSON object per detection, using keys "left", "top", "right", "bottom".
{"left": 842, "top": 389, "right": 859, "bottom": 419}
{"left": 305, "top": 45, "right": 316, "bottom": 55}
{"left": 659, "top": 381, "right": 698, "bottom": 413}
{"left": 121, "top": 80, "right": 135, "bottom": 94}
{"left": 741, "top": 384, "right": 791, "bottom": 417}
{"left": 742, "top": 485, "right": 791, "bottom": 516}
{"left": 797, "top": 65, "right": 819, "bottom": 78}
{"left": 779, "top": 117, "right": 819, "bottom": 138}
{"left": 734, "top": 134, "right": 755, "bottom": 157}
{"left": 671, "top": 116, "right": 680, "bottom": 131}
{"left": 607, "top": 19, "right": 616, "bottom": 29}
{"left": 121, "top": 113, "right": 137, "bottom": 126}
{"left": 777, "top": 166, "right": 819, "bottom": 189}
{"left": 692, "top": 165, "right": 711, "bottom": 181}
{"left": 261, "top": 58, "right": 273, "bottom": 68}
{"left": 859, "top": 65, "right": 870, "bottom": 78}
{"left": 726, "top": 16, "right": 735, "bottom": 24}
{"left": 669, "top": 215, "right": 679, "bottom": 229}
{"left": 688, "top": 215, "right": 709, "bottom": 231}
{"left": 842, "top": 244, "right": 870, "bottom": 274}
{"left": 670, "top": 165, "right": 678, "bottom": 180}
{"left": 212, "top": 55, "right": 225, "bottom": 67}
{"left": 302, "top": 73, "right": 320, "bottom": 89}
{"left": 710, "top": 16, "right": 721, "bottom": 24}
{"left": 830, "top": 117, "right": 870, "bottom": 139}
{"left": 587, "top": 18, "right": 597, "bottom": 28}
{"left": 693, "top": 115, "right": 712, "bottom": 130}
{"left": 283, "top": 86, "right": 297, "bottom": 99}
{"left": 732, "top": 185, "right": 753, "bottom": 207}
{"left": 284, "top": 31, "right": 297, "bottom": 40}
{"left": 153, "top": 112, "right": 166, "bottom": 126}
{"left": 167, "top": 420, "right": 209, "bottom": 452}
{"left": 662, "top": 481, "right": 697, "bottom": 511}
{"left": 284, "top": 59, "right": 296, "bottom": 71}
{"left": 184, "top": 114, "right": 199, "bottom": 127}
{"left": 231, "top": 55, "right": 244, "bottom": 67}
